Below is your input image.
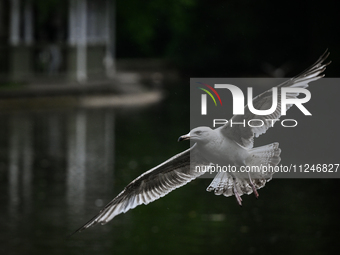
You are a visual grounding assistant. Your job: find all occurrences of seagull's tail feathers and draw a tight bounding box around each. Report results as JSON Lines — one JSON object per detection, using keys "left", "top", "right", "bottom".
{"left": 246, "top": 142, "right": 281, "bottom": 168}
{"left": 206, "top": 143, "right": 281, "bottom": 198}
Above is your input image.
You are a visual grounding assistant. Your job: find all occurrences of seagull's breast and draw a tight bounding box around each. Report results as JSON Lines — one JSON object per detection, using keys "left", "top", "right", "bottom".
{"left": 198, "top": 136, "right": 249, "bottom": 166}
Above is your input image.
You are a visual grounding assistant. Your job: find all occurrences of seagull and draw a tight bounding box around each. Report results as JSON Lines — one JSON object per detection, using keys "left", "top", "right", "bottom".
{"left": 71, "top": 50, "right": 330, "bottom": 235}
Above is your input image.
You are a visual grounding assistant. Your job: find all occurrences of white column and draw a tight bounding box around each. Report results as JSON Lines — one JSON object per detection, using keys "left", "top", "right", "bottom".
{"left": 87, "top": 1, "right": 96, "bottom": 44}
{"left": 76, "top": 0, "right": 87, "bottom": 82}
{"left": 24, "top": 0, "right": 34, "bottom": 45}
{"left": 68, "top": 0, "right": 77, "bottom": 46}
{"left": 9, "top": 0, "right": 20, "bottom": 46}
{"left": 104, "top": 0, "right": 115, "bottom": 78}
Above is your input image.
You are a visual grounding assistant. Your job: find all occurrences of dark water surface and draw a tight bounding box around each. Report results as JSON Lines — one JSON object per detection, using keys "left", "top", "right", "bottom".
{"left": 0, "top": 84, "right": 339, "bottom": 255}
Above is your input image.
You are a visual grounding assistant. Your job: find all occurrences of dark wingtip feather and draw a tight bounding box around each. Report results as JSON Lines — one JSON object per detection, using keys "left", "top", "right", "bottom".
{"left": 283, "top": 49, "right": 330, "bottom": 83}
{"left": 66, "top": 223, "right": 89, "bottom": 238}
{"left": 325, "top": 60, "right": 332, "bottom": 67}
{"left": 66, "top": 228, "right": 82, "bottom": 239}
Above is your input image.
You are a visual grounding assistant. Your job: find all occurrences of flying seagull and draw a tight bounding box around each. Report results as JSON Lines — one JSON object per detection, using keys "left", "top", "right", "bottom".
{"left": 72, "top": 50, "right": 330, "bottom": 234}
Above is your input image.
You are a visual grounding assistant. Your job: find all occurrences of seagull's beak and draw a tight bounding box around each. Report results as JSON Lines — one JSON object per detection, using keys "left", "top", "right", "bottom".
{"left": 178, "top": 133, "right": 190, "bottom": 142}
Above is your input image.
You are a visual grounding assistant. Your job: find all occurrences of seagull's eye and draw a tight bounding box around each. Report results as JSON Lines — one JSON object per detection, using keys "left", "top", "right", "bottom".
{"left": 196, "top": 131, "right": 202, "bottom": 135}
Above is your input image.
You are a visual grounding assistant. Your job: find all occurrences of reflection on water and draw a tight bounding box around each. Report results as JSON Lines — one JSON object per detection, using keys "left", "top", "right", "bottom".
{"left": 65, "top": 109, "right": 115, "bottom": 221}
{"left": 2, "top": 108, "right": 118, "bottom": 254}
{"left": 6, "top": 110, "right": 116, "bottom": 222}
{"left": 8, "top": 115, "right": 33, "bottom": 218}
{"left": 0, "top": 88, "right": 340, "bottom": 255}
{"left": 67, "top": 110, "right": 88, "bottom": 215}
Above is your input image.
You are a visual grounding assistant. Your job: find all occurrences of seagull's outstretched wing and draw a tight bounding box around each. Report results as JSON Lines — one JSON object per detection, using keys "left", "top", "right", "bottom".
{"left": 71, "top": 144, "right": 209, "bottom": 234}
{"left": 221, "top": 50, "right": 331, "bottom": 148}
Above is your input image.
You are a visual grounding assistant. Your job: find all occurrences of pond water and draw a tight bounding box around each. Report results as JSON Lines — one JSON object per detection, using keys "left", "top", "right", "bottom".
{"left": 0, "top": 83, "right": 339, "bottom": 255}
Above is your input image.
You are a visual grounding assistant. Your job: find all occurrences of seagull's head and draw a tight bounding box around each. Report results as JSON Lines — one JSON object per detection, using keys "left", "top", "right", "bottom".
{"left": 178, "top": 126, "right": 213, "bottom": 144}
